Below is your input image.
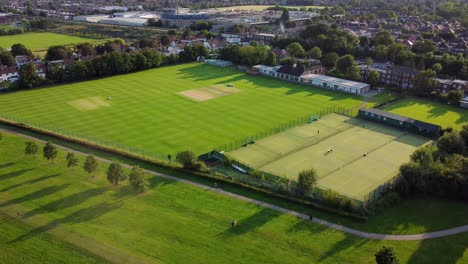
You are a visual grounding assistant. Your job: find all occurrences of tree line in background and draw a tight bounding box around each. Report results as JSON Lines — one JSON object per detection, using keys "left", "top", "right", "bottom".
{"left": 2, "top": 38, "right": 209, "bottom": 90}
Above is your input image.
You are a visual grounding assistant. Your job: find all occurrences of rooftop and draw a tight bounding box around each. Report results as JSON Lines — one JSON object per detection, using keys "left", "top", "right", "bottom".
{"left": 303, "top": 74, "right": 369, "bottom": 89}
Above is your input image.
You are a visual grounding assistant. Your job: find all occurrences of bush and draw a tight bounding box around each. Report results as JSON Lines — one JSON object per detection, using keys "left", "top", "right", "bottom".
{"left": 176, "top": 150, "right": 197, "bottom": 169}
{"left": 319, "top": 190, "right": 359, "bottom": 212}
{"left": 194, "top": 161, "right": 209, "bottom": 172}
{"left": 250, "top": 169, "right": 264, "bottom": 179}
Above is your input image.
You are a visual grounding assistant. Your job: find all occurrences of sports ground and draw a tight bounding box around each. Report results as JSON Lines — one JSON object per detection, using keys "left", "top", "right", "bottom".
{"left": 1, "top": 132, "right": 468, "bottom": 263}
{"left": 0, "top": 32, "right": 106, "bottom": 52}
{"left": 0, "top": 63, "right": 365, "bottom": 156}
{"left": 383, "top": 97, "right": 468, "bottom": 130}
{"left": 228, "top": 113, "right": 432, "bottom": 201}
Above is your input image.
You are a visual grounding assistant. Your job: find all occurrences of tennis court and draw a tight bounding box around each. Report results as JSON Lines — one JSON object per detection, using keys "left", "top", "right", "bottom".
{"left": 228, "top": 113, "right": 432, "bottom": 201}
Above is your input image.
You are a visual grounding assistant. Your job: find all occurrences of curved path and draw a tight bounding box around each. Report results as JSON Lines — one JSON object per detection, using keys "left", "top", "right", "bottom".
{"left": 1, "top": 127, "right": 468, "bottom": 241}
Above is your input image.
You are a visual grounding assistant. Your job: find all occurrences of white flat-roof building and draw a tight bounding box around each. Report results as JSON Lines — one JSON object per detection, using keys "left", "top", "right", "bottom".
{"left": 302, "top": 74, "right": 370, "bottom": 95}
{"left": 252, "top": 65, "right": 370, "bottom": 95}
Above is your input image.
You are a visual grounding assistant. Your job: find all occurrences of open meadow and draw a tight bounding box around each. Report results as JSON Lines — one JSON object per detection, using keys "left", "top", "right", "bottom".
{"left": 0, "top": 32, "right": 107, "bottom": 52}
{"left": 0, "top": 63, "right": 364, "bottom": 157}
{"left": 228, "top": 113, "right": 432, "bottom": 201}
{"left": 383, "top": 97, "right": 468, "bottom": 130}
{"left": 0, "top": 132, "right": 467, "bottom": 263}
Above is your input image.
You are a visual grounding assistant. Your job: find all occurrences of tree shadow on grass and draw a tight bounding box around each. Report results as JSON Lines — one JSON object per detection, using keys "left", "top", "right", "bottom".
{"left": 317, "top": 235, "right": 369, "bottom": 262}
{"left": 9, "top": 201, "right": 123, "bottom": 244}
{"left": 21, "top": 187, "right": 108, "bottom": 219}
{"left": 0, "top": 174, "right": 60, "bottom": 192}
{"left": 0, "top": 184, "right": 70, "bottom": 208}
{"left": 407, "top": 234, "right": 468, "bottom": 264}
{"left": 287, "top": 218, "right": 329, "bottom": 237}
{"left": 0, "top": 169, "right": 35, "bottom": 182}
{"left": 215, "top": 208, "right": 280, "bottom": 239}
{"left": 0, "top": 162, "right": 16, "bottom": 170}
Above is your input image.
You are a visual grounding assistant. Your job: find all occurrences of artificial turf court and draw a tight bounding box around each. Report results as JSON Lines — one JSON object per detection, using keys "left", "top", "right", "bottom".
{"left": 383, "top": 97, "right": 468, "bottom": 130}
{"left": 0, "top": 32, "right": 106, "bottom": 51}
{"left": 1, "top": 132, "right": 468, "bottom": 264}
{"left": 228, "top": 114, "right": 432, "bottom": 201}
{"left": 0, "top": 63, "right": 365, "bottom": 156}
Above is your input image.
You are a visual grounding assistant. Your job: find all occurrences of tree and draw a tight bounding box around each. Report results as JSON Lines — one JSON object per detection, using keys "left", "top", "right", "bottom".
{"left": 46, "top": 63, "right": 64, "bottom": 83}
{"left": 76, "top": 43, "right": 95, "bottom": 57}
{"left": 11, "top": 43, "right": 32, "bottom": 57}
{"left": 359, "top": 35, "right": 369, "bottom": 47}
{"left": 280, "top": 8, "right": 290, "bottom": 22}
{"left": 297, "top": 169, "right": 317, "bottom": 195}
{"left": 460, "top": 124, "right": 468, "bottom": 147}
{"left": 446, "top": 90, "right": 464, "bottom": 105}
{"left": 107, "top": 162, "right": 126, "bottom": 185}
{"left": 367, "top": 70, "right": 380, "bottom": 87}
{"left": 413, "top": 69, "right": 437, "bottom": 95}
{"left": 375, "top": 246, "right": 399, "bottom": 264}
{"left": 432, "top": 63, "right": 442, "bottom": 74}
{"left": 129, "top": 166, "right": 149, "bottom": 193}
{"left": 0, "top": 49, "right": 14, "bottom": 66}
{"left": 286, "top": 42, "right": 305, "bottom": 58}
{"left": 345, "top": 65, "right": 362, "bottom": 81}
{"left": 365, "top": 57, "right": 373, "bottom": 66}
{"left": 280, "top": 57, "right": 295, "bottom": 66}
{"left": 266, "top": 52, "right": 277, "bottom": 66}
{"left": 18, "top": 63, "right": 41, "bottom": 89}
{"left": 372, "top": 30, "right": 394, "bottom": 46}
{"left": 83, "top": 155, "right": 98, "bottom": 176}
{"left": 336, "top": 54, "right": 355, "bottom": 73}
{"left": 176, "top": 150, "right": 197, "bottom": 169}
{"left": 411, "top": 40, "right": 436, "bottom": 54}
{"left": 43, "top": 142, "right": 58, "bottom": 163}
{"left": 159, "top": 35, "right": 170, "bottom": 46}
{"left": 66, "top": 152, "right": 79, "bottom": 168}
{"left": 24, "top": 141, "right": 38, "bottom": 157}
{"left": 437, "top": 131, "right": 466, "bottom": 155}
{"left": 321, "top": 52, "right": 339, "bottom": 68}
{"left": 307, "top": 46, "right": 322, "bottom": 59}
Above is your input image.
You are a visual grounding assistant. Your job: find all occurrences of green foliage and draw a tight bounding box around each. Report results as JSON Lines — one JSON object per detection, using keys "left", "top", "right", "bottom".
{"left": 279, "top": 57, "right": 295, "bottom": 66}
{"left": 0, "top": 49, "right": 14, "bottom": 66}
{"left": 266, "top": 52, "right": 277, "bottom": 66}
{"left": 307, "top": 46, "right": 322, "bottom": 59}
{"left": 43, "top": 142, "right": 58, "bottom": 162}
{"left": 45, "top": 45, "right": 72, "bottom": 61}
{"left": 336, "top": 54, "right": 355, "bottom": 73}
{"left": 286, "top": 42, "right": 305, "bottom": 58}
{"left": 372, "top": 30, "right": 394, "bottom": 46}
{"left": 345, "top": 65, "right": 362, "bottom": 81}
{"left": 321, "top": 52, "right": 339, "bottom": 68}
{"left": 24, "top": 141, "right": 38, "bottom": 156}
{"left": 320, "top": 189, "right": 358, "bottom": 212}
{"left": 18, "top": 63, "right": 41, "bottom": 89}
{"left": 10, "top": 43, "right": 32, "bottom": 57}
{"left": 194, "top": 161, "right": 209, "bottom": 172}
{"left": 297, "top": 169, "right": 317, "bottom": 195}
{"left": 460, "top": 124, "right": 468, "bottom": 147}
{"left": 437, "top": 131, "right": 466, "bottom": 155}
{"left": 129, "top": 166, "right": 148, "bottom": 193}
{"left": 367, "top": 70, "right": 380, "bottom": 86}
{"left": 413, "top": 69, "right": 437, "bottom": 95}
{"left": 176, "top": 150, "right": 197, "bottom": 169}
{"left": 83, "top": 155, "right": 98, "bottom": 175}
{"left": 219, "top": 45, "right": 269, "bottom": 66}
{"left": 106, "top": 162, "right": 126, "bottom": 185}
{"left": 66, "top": 152, "right": 79, "bottom": 168}
{"left": 375, "top": 246, "right": 399, "bottom": 264}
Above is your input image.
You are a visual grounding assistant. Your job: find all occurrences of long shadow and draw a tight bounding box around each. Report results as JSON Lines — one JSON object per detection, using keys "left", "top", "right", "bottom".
{"left": 0, "top": 174, "right": 60, "bottom": 192}
{"left": 0, "top": 184, "right": 70, "bottom": 208}
{"left": 0, "top": 169, "right": 35, "bottom": 182}
{"left": 215, "top": 207, "right": 280, "bottom": 239}
{"left": 0, "top": 162, "right": 16, "bottom": 170}
{"left": 9, "top": 201, "right": 122, "bottom": 243}
{"left": 407, "top": 234, "right": 468, "bottom": 264}
{"left": 318, "top": 234, "right": 369, "bottom": 262}
{"left": 21, "top": 187, "right": 107, "bottom": 219}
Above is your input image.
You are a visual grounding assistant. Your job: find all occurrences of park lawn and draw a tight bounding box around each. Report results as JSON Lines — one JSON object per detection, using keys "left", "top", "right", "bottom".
{"left": 369, "top": 91, "right": 401, "bottom": 105}
{"left": 0, "top": 132, "right": 467, "bottom": 263}
{"left": 0, "top": 215, "right": 100, "bottom": 263}
{"left": 0, "top": 32, "right": 106, "bottom": 51}
{"left": 0, "top": 63, "right": 364, "bottom": 157}
{"left": 383, "top": 97, "right": 468, "bottom": 130}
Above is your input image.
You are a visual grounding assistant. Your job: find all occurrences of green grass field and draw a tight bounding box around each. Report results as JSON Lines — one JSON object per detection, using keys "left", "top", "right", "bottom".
{"left": 383, "top": 97, "right": 468, "bottom": 130}
{"left": 210, "top": 5, "right": 325, "bottom": 11}
{"left": 0, "top": 132, "right": 467, "bottom": 263}
{"left": 228, "top": 113, "right": 431, "bottom": 200}
{"left": 0, "top": 63, "right": 364, "bottom": 157}
{"left": 0, "top": 32, "right": 106, "bottom": 52}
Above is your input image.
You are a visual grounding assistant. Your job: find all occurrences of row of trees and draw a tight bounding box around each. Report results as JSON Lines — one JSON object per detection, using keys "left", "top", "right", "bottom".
{"left": 219, "top": 45, "right": 275, "bottom": 66}
{"left": 396, "top": 125, "right": 468, "bottom": 200}
{"left": 23, "top": 140, "right": 149, "bottom": 193}
{"left": 15, "top": 41, "right": 208, "bottom": 89}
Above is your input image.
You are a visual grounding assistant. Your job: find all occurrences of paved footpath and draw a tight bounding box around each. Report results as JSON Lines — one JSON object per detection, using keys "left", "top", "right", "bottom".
{"left": 2, "top": 127, "right": 468, "bottom": 241}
